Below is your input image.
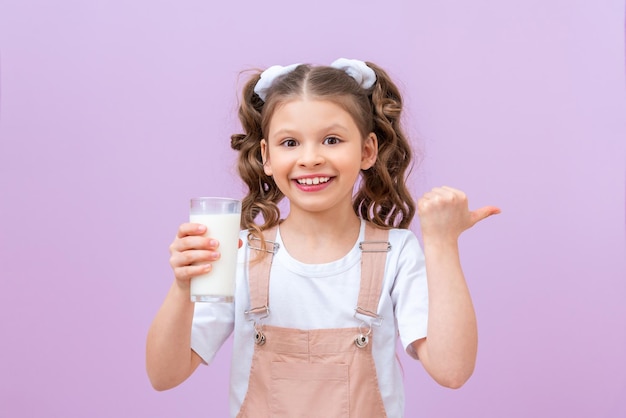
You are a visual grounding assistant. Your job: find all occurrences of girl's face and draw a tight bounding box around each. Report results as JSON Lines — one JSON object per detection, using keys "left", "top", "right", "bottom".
{"left": 261, "top": 99, "right": 377, "bottom": 217}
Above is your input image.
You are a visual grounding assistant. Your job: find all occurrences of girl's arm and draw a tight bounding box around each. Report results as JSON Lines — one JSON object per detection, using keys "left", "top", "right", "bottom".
{"left": 412, "top": 186, "right": 499, "bottom": 389}
{"left": 146, "top": 282, "right": 204, "bottom": 390}
{"left": 146, "top": 223, "right": 219, "bottom": 390}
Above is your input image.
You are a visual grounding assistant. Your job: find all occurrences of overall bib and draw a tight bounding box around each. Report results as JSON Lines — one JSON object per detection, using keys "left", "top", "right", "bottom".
{"left": 237, "top": 223, "right": 391, "bottom": 418}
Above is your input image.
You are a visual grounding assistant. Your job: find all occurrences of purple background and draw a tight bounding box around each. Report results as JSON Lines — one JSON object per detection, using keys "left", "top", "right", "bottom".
{"left": 1, "top": 1, "right": 625, "bottom": 417}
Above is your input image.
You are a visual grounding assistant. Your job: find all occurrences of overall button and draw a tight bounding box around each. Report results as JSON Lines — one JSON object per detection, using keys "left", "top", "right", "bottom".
{"left": 354, "top": 334, "right": 369, "bottom": 348}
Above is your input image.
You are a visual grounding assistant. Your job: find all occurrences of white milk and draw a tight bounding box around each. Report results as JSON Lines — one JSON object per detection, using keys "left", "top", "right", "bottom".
{"left": 189, "top": 212, "right": 241, "bottom": 302}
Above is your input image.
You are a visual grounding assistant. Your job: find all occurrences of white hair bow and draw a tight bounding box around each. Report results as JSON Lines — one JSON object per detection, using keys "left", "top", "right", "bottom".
{"left": 253, "top": 63, "right": 302, "bottom": 102}
{"left": 253, "top": 58, "right": 376, "bottom": 101}
{"left": 330, "top": 58, "right": 376, "bottom": 90}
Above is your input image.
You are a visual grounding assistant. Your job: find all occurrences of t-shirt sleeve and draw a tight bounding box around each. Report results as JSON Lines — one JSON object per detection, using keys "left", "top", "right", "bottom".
{"left": 390, "top": 230, "right": 429, "bottom": 360}
{"left": 190, "top": 301, "right": 235, "bottom": 364}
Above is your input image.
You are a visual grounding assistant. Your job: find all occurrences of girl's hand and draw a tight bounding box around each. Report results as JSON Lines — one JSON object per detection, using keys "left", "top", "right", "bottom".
{"left": 417, "top": 186, "right": 500, "bottom": 242}
{"left": 168, "top": 223, "right": 221, "bottom": 289}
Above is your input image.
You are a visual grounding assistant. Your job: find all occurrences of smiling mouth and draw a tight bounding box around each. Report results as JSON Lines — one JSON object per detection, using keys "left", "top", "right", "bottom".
{"left": 296, "top": 177, "right": 331, "bottom": 185}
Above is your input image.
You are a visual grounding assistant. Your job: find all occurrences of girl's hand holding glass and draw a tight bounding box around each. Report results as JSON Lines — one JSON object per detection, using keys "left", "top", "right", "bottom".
{"left": 168, "top": 223, "right": 220, "bottom": 290}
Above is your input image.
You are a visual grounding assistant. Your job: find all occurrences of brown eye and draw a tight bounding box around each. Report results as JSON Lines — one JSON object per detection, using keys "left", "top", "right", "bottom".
{"left": 323, "top": 136, "right": 341, "bottom": 145}
{"left": 281, "top": 139, "right": 298, "bottom": 147}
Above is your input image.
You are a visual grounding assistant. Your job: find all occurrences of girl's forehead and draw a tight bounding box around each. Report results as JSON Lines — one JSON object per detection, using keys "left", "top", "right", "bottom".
{"left": 270, "top": 99, "right": 356, "bottom": 123}
{"left": 263, "top": 93, "right": 370, "bottom": 138}
{"left": 267, "top": 99, "right": 361, "bottom": 136}
{"left": 273, "top": 97, "right": 344, "bottom": 111}
{"left": 271, "top": 97, "right": 360, "bottom": 120}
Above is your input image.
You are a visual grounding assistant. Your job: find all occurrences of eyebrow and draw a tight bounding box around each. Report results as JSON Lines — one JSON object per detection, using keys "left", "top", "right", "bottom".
{"left": 271, "top": 123, "right": 350, "bottom": 138}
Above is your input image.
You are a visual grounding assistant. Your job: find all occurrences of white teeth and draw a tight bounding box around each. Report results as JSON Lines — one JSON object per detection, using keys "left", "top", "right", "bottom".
{"left": 297, "top": 177, "right": 330, "bottom": 185}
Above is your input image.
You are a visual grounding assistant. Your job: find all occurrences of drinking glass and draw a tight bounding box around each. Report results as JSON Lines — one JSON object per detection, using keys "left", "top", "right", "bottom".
{"left": 189, "top": 197, "right": 241, "bottom": 302}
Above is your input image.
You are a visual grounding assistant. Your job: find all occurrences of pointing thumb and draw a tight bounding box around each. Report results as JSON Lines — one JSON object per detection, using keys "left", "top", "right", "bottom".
{"left": 470, "top": 206, "right": 501, "bottom": 226}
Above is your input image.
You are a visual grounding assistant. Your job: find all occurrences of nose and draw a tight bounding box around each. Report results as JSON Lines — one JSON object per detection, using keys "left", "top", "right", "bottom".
{"left": 297, "top": 143, "right": 324, "bottom": 167}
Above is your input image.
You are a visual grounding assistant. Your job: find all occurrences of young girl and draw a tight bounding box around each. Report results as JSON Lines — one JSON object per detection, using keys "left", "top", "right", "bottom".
{"left": 146, "top": 58, "right": 500, "bottom": 417}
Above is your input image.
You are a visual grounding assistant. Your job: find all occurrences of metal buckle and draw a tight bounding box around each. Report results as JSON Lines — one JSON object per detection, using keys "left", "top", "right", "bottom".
{"left": 358, "top": 240, "right": 391, "bottom": 252}
{"left": 245, "top": 305, "right": 270, "bottom": 346}
{"left": 353, "top": 307, "right": 383, "bottom": 349}
{"left": 244, "top": 305, "right": 270, "bottom": 319}
{"left": 247, "top": 236, "right": 280, "bottom": 253}
{"left": 354, "top": 307, "right": 384, "bottom": 328}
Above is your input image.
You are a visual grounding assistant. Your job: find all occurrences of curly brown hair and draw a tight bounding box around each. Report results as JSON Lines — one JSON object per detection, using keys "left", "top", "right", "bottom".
{"left": 230, "top": 62, "right": 416, "bottom": 241}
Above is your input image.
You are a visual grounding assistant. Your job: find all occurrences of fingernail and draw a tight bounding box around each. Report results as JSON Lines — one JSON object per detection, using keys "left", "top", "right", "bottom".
{"left": 204, "top": 264, "right": 212, "bottom": 272}
{"left": 197, "top": 225, "right": 207, "bottom": 232}
{"left": 209, "top": 239, "right": 219, "bottom": 247}
{"left": 212, "top": 251, "right": 221, "bottom": 260}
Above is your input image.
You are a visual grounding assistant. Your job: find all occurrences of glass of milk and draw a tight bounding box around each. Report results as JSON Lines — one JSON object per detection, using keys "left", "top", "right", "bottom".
{"left": 189, "top": 197, "right": 241, "bottom": 303}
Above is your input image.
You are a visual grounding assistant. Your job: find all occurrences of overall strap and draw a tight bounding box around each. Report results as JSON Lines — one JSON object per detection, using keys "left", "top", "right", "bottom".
{"left": 246, "top": 226, "right": 278, "bottom": 316}
{"left": 356, "top": 223, "right": 391, "bottom": 321}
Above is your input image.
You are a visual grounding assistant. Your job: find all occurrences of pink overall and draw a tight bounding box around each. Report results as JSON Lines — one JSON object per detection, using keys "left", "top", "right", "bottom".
{"left": 237, "top": 223, "right": 391, "bottom": 418}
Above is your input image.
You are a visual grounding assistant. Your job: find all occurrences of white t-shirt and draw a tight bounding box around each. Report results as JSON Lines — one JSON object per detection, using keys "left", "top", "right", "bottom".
{"left": 191, "top": 220, "right": 429, "bottom": 417}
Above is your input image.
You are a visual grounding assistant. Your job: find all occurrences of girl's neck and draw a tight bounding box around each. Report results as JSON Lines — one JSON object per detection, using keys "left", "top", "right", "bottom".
{"left": 278, "top": 210, "right": 361, "bottom": 264}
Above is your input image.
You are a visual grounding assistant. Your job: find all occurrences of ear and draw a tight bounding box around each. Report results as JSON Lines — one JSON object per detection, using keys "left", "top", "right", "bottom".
{"left": 360, "top": 133, "right": 378, "bottom": 170}
{"left": 260, "top": 139, "right": 273, "bottom": 176}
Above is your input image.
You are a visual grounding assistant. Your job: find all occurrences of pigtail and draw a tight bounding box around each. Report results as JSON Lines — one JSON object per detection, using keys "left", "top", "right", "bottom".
{"left": 353, "top": 62, "right": 416, "bottom": 229}
{"left": 230, "top": 73, "right": 283, "bottom": 237}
